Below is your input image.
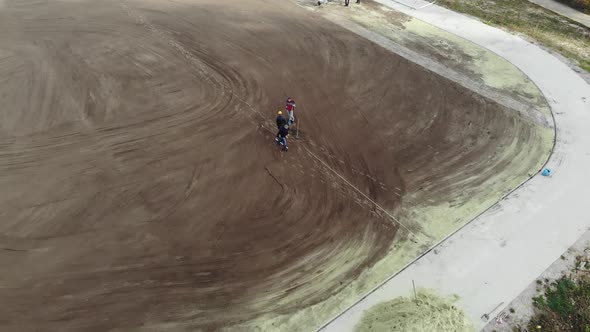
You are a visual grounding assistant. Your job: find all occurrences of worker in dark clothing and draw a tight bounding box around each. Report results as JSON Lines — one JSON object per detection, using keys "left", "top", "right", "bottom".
{"left": 275, "top": 110, "right": 287, "bottom": 142}
{"left": 277, "top": 124, "right": 289, "bottom": 151}
{"left": 276, "top": 110, "right": 287, "bottom": 128}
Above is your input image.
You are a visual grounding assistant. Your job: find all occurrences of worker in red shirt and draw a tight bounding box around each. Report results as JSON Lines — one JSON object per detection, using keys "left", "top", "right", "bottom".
{"left": 286, "top": 97, "right": 296, "bottom": 125}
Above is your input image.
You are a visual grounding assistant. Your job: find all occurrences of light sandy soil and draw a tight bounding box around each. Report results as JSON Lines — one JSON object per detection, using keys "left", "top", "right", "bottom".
{"left": 0, "top": 0, "right": 551, "bottom": 330}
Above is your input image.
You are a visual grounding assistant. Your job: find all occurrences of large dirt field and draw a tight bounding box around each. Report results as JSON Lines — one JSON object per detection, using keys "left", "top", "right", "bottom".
{"left": 0, "top": 0, "right": 551, "bottom": 330}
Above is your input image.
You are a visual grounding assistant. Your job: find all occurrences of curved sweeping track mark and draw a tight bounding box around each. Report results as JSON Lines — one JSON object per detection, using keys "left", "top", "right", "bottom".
{"left": 121, "top": 0, "right": 271, "bottom": 125}
{"left": 304, "top": 146, "right": 420, "bottom": 242}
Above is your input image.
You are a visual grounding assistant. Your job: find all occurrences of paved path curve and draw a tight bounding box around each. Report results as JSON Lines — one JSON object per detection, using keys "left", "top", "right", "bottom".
{"left": 320, "top": 0, "right": 590, "bottom": 330}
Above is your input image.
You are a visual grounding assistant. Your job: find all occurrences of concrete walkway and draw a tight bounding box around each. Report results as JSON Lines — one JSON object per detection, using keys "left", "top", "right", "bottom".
{"left": 528, "top": 0, "right": 590, "bottom": 28}
{"left": 319, "top": 0, "right": 590, "bottom": 331}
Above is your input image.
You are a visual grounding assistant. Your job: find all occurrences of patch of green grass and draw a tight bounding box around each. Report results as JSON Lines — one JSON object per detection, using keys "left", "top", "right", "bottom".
{"left": 437, "top": 0, "right": 590, "bottom": 73}
{"left": 528, "top": 276, "right": 590, "bottom": 331}
{"left": 532, "top": 295, "right": 546, "bottom": 308}
{"left": 546, "top": 278, "right": 576, "bottom": 318}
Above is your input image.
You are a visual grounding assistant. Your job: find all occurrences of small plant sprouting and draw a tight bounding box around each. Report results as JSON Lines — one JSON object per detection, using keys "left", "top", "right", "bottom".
{"left": 532, "top": 295, "right": 546, "bottom": 308}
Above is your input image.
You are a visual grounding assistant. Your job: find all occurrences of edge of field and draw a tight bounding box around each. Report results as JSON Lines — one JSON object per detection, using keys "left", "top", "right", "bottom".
{"left": 227, "top": 2, "right": 556, "bottom": 331}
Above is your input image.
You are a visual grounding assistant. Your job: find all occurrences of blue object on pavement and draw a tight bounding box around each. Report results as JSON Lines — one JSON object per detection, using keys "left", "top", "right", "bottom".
{"left": 541, "top": 168, "right": 551, "bottom": 176}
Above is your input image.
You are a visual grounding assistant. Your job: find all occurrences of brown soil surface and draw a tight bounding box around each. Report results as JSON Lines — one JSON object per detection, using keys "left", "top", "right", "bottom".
{"left": 0, "top": 0, "right": 546, "bottom": 330}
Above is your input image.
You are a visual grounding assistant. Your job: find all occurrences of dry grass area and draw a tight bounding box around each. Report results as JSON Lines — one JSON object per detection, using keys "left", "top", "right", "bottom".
{"left": 437, "top": 0, "right": 590, "bottom": 72}
{"left": 555, "top": 0, "right": 590, "bottom": 14}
